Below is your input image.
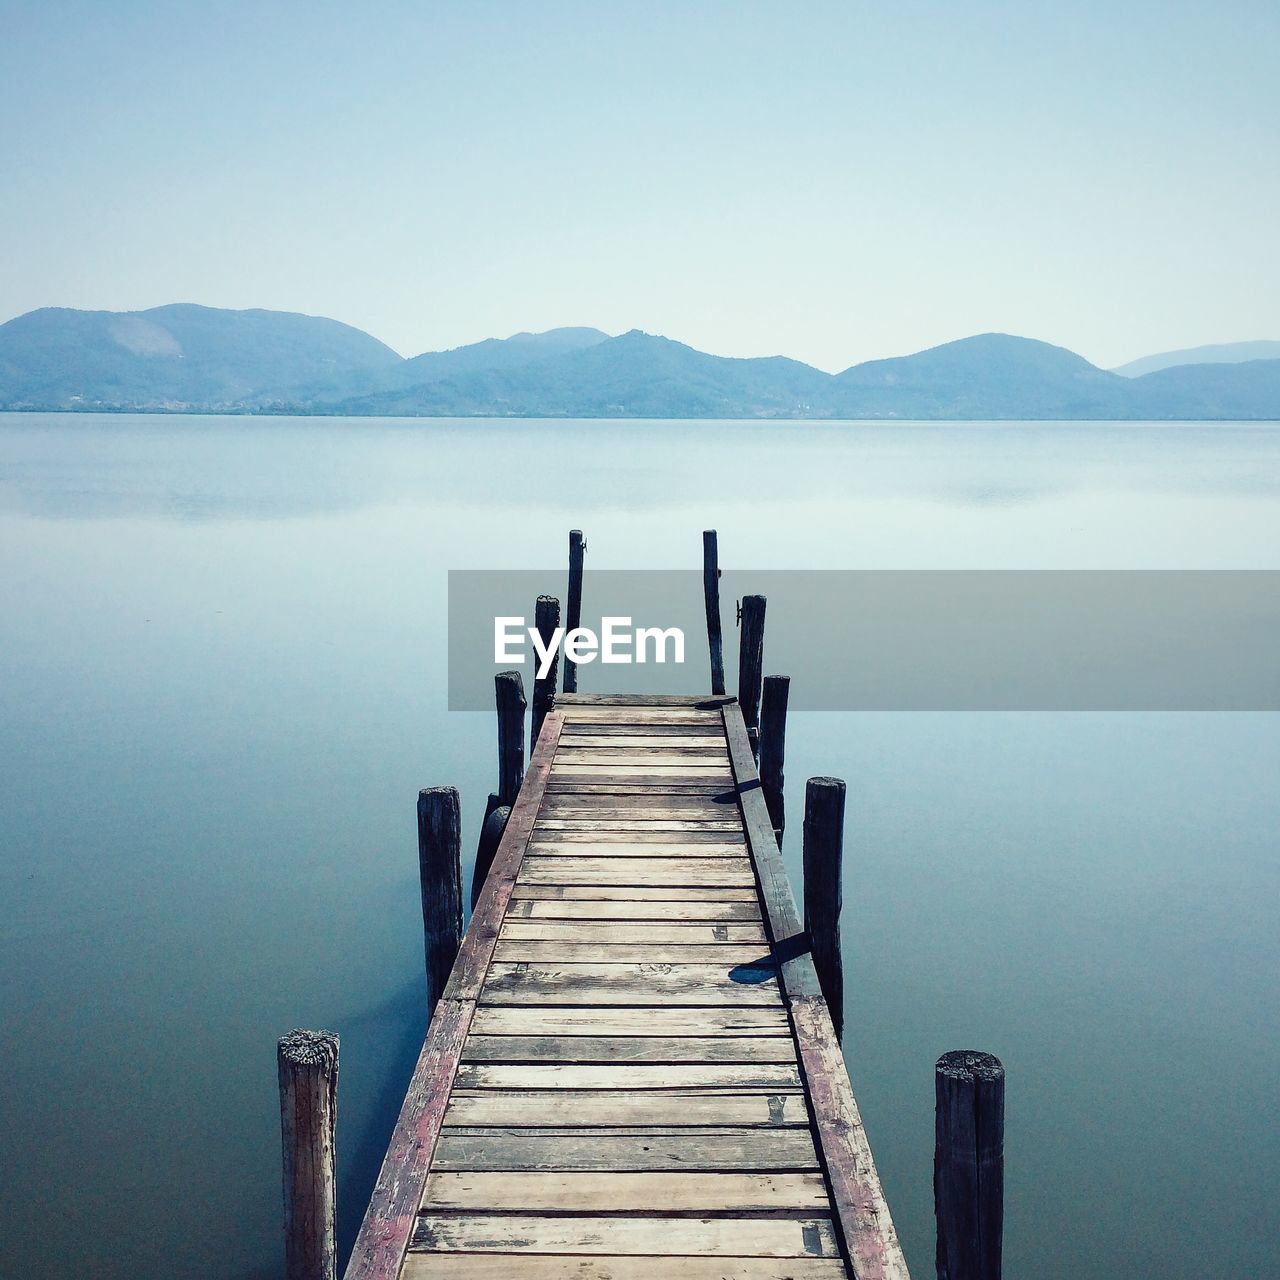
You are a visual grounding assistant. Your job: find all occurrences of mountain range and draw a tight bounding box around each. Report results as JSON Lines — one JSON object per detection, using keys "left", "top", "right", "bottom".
{"left": 1, "top": 303, "right": 1277, "bottom": 420}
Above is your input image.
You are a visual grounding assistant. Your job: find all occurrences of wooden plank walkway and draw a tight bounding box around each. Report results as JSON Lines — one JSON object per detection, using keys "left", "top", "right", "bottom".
{"left": 346, "top": 694, "right": 909, "bottom": 1280}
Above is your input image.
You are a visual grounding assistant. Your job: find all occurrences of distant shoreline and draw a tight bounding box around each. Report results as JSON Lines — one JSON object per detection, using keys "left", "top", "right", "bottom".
{"left": 3, "top": 408, "right": 1277, "bottom": 424}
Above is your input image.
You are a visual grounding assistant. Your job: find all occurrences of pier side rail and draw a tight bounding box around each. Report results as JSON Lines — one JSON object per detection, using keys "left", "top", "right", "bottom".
{"left": 722, "top": 701, "right": 910, "bottom": 1280}
{"left": 342, "top": 710, "right": 565, "bottom": 1280}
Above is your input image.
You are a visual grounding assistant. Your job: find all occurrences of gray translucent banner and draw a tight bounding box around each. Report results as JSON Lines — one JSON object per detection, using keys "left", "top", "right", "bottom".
{"left": 447, "top": 570, "right": 1280, "bottom": 711}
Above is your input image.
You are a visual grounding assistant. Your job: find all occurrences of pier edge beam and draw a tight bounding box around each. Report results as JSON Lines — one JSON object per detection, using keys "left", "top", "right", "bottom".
{"left": 277, "top": 1028, "right": 339, "bottom": 1280}
{"left": 531, "top": 594, "right": 561, "bottom": 750}
{"left": 703, "top": 529, "right": 725, "bottom": 695}
{"left": 803, "top": 775, "right": 845, "bottom": 1043}
{"left": 417, "top": 786, "right": 462, "bottom": 1024}
{"left": 563, "top": 530, "right": 586, "bottom": 693}
{"left": 935, "top": 1049, "right": 1005, "bottom": 1280}
{"left": 760, "top": 673, "right": 790, "bottom": 842}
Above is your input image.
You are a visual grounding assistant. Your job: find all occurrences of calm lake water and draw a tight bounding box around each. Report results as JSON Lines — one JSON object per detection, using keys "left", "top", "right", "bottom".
{"left": 1, "top": 414, "right": 1278, "bottom": 1279}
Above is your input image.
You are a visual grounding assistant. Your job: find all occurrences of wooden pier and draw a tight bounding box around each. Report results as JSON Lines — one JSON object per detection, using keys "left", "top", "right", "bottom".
{"left": 343, "top": 692, "right": 909, "bottom": 1280}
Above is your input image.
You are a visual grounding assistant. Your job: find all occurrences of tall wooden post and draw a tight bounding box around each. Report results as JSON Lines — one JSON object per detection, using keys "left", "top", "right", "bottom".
{"left": 277, "top": 1029, "right": 338, "bottom": 1280}
{"left": 564, "top": 530, "right": 586, "bottom": 693}
{"left": 417, "top": 786, "right": 461, "bottom": 1024}
{"left": 738, "top": 594, "right": 766, "bottom": 753}
{"left": 703, "top": 530, "right": 725, "bottom": 695}
{"left": 935, "top": 1050, "right": 1005, "bottom": 1280}
{"left": 531, "top": 594, "right": 560, "bottom": 750}
{"left": 802, "top": 776, "right": 845, "bottom": 1043}
{"left": 759, "top": 674, "right": 790, "bottom": 842}
{"left": 495, "top": 669, "right": 526, "bottom": 806}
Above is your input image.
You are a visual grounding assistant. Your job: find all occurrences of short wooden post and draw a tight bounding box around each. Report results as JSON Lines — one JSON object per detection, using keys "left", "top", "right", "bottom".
{"left": 531, "top": 594, "right": 560, "bottom": 750}
{"left": 738, "top": 594, "right": 766, "bottom": 753}
{"left": 935, "top": 1050, "right": 1005, "bottom": 1280}
{"left": 563, "top": 530, "right": 586, "bottom": 693}
{"left": 759, "top": 674, "right": 790, "bottom": 842}
{"left": 471, "top": 795, "right": 511, "bottom": 911}
{"left": 417, "top": 786, "right": 462, "bottom": 1023}
{"left": 495, "top": 669, "right": 526, "bottom": 806}
{"left": 277, "top": 1029, "right": 338, "bottom": 1280}
{"left": 802, "top": 776, "right": 845, "bottom": 1043}
{"left": 703, "top": 530, "right": 725, "bottom": 695}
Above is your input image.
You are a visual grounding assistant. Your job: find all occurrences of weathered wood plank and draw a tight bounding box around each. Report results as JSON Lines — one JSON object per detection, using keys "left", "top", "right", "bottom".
{"left": 560, "top": 732, "right": 732, "bottom": 742}
{"left": 460, "top": 1035, "right": 797, "bottom": 1063}
{"left": 722, "top": 705, "right": 820, "bottom": 1001}
{"left": 529, "top": 836, "right": 746, "bottom": 852}
{"left": 421, "top": 1170, "right": 830, "bottom": 1212}
{"left": 529, "top": 833, "right": 746, "bottom": 848}
{"left": 518, "top": 858, "right": 756, "bottom": 886}
{"left": 552, "top": 762, "right": 742, "bottom": 773}
{"left": 791, "top": 994, "right": 909, "bottom": 1280}
{"left": 342, "top": 719, "right": 584, "bottom": 1278}
{"left": 452, "top": 1062, "right": 804, "bottom": 1091}
{"left": 541, "top": 795, "right": 740, "bottom": 811}
{"left": 556, "top": 694, "right": 736, "bottom": 707}
{"left": 466, "top": 1006, "right": 791, "bottom": 1038}
{"left": 545, "top": 782, "right": 737, "bottom": 797}
{"left": 504, "top": 898, "right": 762, "bottom": 920}
{"left": 723, "top": 703, "right": 908, "bottom": 1277}
{"left": 509, "top": 884, "right": 759, "bottom": 902}
{"left": 430, "top": 1129, "right": 821, "bottom": 1173}
{"left": 401, "top": 1255, "right": 848, "bottom": 1279}
{"left": 535, "top": 817, "right": 742, "bottom": 830}
{"left": 480, "top": 962, "right": 781, "bottom": 1005}
{"left": 555, "top": 750, "right": 733, "bottom": 765}
{"left": 499, "top": 920, "right": 767, "bottom": 943}
{"left": 441, "top": 1092, "right": 809, "bottom": 1128}
{"left": 411, "top": 1214, "right": 839, "bottom": 1256}
{"left": 520, "top": 852, "right": 755, "bottom": 870}
{"left": 558, "top": 734, "right": 727, "bottom": 749}
{"left": 341, "top": 998, "right": 472, "bottom": 1280}
{"left": 560, "top": 709, "right": 724, "bottom": 723}
{"left": 478, "top": 979, "right": 779, "bottom": 1007}
{"left": 492, "top": 941, "right": 774, "bottom": 964}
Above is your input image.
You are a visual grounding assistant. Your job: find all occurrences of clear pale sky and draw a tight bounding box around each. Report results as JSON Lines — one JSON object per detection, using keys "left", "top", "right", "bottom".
{"left": 2, "top": 1, "right": 1277, "bottom": 370}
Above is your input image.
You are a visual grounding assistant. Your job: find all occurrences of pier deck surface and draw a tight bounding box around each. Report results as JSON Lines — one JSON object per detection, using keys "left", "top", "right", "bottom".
{"left": 346, "top": 694, "right": 909, "bottom": 1280}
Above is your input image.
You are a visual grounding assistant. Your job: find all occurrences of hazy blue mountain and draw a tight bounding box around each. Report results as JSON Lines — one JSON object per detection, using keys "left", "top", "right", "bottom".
{"left": 0, "top": 304, "right": 404, "bottom": 410}
{"left": 1128, "top": 359, "right": 1280, "bottom": 418}
{"left": 1, "top": 304, "right": 1277, "bottom": 418}
{"left": 1114, "top": 340, "right": 1280, "bottom": 378}
{"left": 403, "top": 327, "right": 610, "bottom": 382}
{"left": 835, "top": 333, "right": 1136, "bottom": 418}
{"left": 336, "top": 330, "right": 841, "bottom": 418}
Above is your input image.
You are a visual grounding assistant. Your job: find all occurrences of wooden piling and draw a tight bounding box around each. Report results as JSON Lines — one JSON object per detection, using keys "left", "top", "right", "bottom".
{"left": 495, "top": 669, "right": 526, "bottom": 806}
{"left": 703, "top": 530, "right": 725, "bottom": 695}
{"left": 563, "top": 530, "right": 586, "bottom": 693}
{"left": 531, "top": 594, "right": 560, "bottom": 750}
{"left": 277, "top": 1029, "right": 338, "bottom": 1280}
{"left": 935, "top": 1050, "right": 1005, "bottom": 1280}
{"left": 417, "top": 786, "right": 462, "bottom": 1023}
{"left": 738, "top": 593, "right": 767, "bottom": 751}
{"left": 471, "top": 797, "right": 511, "bottom": 911}
{"left": 760, "top": 674, "right": 790, "bottom": 842}
{"left": 803, "top": 776, "right": 845, "bottom": 1043}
